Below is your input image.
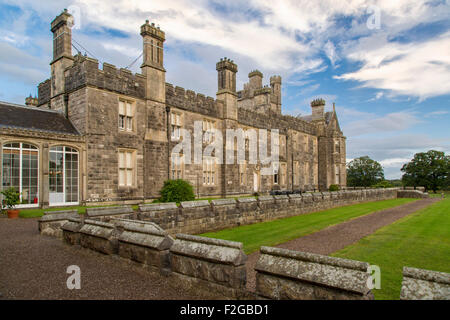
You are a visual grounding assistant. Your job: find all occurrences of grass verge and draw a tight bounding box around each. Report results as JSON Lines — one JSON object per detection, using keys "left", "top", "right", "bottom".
{"left": 332, "top": 197, "right": 450, "bottom": 300}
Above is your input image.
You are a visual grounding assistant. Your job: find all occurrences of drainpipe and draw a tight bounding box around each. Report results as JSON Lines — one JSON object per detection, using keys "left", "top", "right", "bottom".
{"left": 166, "top": 106, "right": 171, "bottom": 181}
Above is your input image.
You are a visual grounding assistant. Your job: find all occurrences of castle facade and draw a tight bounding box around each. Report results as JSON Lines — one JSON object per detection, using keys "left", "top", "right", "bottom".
{"left": 0, "top": 10, "right": 346, "bottom": 208}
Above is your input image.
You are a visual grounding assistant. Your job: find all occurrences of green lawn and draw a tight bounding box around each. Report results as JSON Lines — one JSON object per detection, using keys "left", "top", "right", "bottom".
{"left": 201, "top": 198, "right": 416, "bottom": 254}
{"left": 332, "top": 196, "right": 450, "bottom": 300}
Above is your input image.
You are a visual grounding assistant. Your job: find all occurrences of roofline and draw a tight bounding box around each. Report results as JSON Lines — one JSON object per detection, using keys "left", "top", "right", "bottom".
{"left": 0, "top": 100, "right": 63, "bottom": 115}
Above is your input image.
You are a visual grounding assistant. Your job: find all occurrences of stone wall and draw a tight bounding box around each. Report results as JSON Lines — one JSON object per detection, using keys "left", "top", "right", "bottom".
{"left": 400, "top": 267, "right": 450, "bottom": 300}
{"left": 138, "top": 188, "right": 399, "bottom": 235}
{"left": 397, "top": 190, "right": 429, "bottom": 198}
{"left": 255, "top": 246, "right": 373, "bottom": 300}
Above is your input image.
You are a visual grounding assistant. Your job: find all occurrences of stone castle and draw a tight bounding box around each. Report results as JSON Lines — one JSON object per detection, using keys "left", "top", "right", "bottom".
{"left": 0, "top": 9, "right": 346, "bottom": 208}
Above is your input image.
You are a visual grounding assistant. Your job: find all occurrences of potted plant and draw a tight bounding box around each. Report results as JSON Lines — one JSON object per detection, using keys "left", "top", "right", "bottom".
{"left": 1, "top": 187, "right": 20, "bottom": 219}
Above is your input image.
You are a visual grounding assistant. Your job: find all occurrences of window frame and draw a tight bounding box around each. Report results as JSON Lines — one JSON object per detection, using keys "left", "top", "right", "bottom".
{"left": 118, "top": 99, "right": 135, "bottom": 133}
{"left": 118, "top": 149, "right": 136, "bottom": 188}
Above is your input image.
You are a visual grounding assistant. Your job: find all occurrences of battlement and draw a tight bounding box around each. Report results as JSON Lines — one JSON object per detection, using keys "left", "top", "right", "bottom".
{"left": 270, "top": 75, "right": 282, "bottom": 84}
{"left": 165, "top": 83, "right": 221, "bottom": 118}
{"left": 249, "top": 70, "right": 263, "bottom": 78}
{"left": 37, "top": 79, "right": 51, "bottom": 106}
{"left": 64, "top": 53, "right": 146, "bottom": 98}
{"left": 254, "top": 86, "right": 272, "bottom": 96}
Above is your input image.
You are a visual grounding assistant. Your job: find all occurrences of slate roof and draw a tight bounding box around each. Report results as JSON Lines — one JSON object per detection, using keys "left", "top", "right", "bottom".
{"left": 0, "top": 101, "right": 80, "bottom": 135}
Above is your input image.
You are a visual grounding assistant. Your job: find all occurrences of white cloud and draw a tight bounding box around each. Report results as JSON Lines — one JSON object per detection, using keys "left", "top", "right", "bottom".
{"left": 336, "top": 32, "right": 450, "bottom": 100}
{"left": 424, "top": 110, "right": 450, "bottom": 118}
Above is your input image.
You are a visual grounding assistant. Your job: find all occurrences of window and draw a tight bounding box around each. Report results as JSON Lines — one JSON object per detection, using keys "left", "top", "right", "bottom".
{"left": 335, "top": 140, "right": 340, "bottom": 153}
{"left": 202, "top": 119, "right": 216, "bottom": 144}
{"left": 335, "top": 165, "right": 340, "bottom": 185}
{"left": 294, "top": 161, "right": 300, "bottom": 185}
{"left": 171, "top": 112, "right": 182, "bottom": 141}
{"left": 280, "top": 163, "right": 287, "bottom": 185}
{"left": 304, "top": 134, "right": 309, "bottom": 152}
{"left": 119, "top": 100, "right": 134, "bottom": 132}
{"left": 239, "top": 161, "right": 247, "bottom": 185}
{"left": 304, "top": 162, "right": 309, "bottom": 185}
{"left": 49, "top": 146, "right": 78, "bottom": 204}
{"left": 273, "top": 163, "right": 279, "bottom": 184}
{"left": 2, "top": 143, "right": 39, "bottom": 206}
{"left": 171, "top": 154, "right": 183, "bottom": 180}
{"left": 203, "top": 157, "right": 216, "bottom": 186}
{"left": 118, "top": 150, "right": 135, "bottom": 187}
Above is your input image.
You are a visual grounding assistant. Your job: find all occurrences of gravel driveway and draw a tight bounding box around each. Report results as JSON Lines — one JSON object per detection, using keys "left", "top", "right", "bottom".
{"left": 0, "top": 216, "right": 203, "bottom": 300}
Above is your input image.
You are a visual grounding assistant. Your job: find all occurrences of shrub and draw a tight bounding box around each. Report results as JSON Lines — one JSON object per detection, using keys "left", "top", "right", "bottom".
{"left": 329, "top": 184, "right": 340, "bottom": 192}
{"left": 1, "top": 187, "right": 20, "bottom": 210}
{"left": 372, "top": 180, "right": 394, "bottom": 188}
{"left": 159, "top": 179, "right": 195, "bottom": 203}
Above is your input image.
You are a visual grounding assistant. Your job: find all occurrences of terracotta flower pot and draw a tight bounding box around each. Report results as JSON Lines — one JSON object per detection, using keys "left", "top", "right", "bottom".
{"left": 7, "top": 209, "right": 20, "bottom": 219}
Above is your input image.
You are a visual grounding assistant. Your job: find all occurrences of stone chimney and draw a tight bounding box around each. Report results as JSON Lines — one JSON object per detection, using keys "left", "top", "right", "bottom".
{"left": 311, "top": 98, "right": 325, "bottom": 122}
{"left": 216, "top": 58, "right": 238, "bottom": 120}
{"left": 248, "top": 70, "right": 263, "bottom": 90}
{"left": 140, "top": 20, "right": 166, "bottom": 103}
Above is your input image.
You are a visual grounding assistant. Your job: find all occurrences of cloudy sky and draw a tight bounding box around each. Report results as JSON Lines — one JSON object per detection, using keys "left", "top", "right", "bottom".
{"left": 0, "top": 0, "right": 449, "bottom": 179}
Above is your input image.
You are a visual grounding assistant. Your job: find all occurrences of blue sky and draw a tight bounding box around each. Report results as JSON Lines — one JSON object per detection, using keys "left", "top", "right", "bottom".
{"left": 0, "top": 0, "right": 449, "bottom": 179}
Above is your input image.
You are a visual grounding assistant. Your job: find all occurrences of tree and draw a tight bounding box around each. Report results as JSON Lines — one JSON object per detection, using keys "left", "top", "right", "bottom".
{"left": 401, "top": 150, "right": 450, "bottom": 193}
{"left": 347, "top": 156, "right": 384, "bottom": 187}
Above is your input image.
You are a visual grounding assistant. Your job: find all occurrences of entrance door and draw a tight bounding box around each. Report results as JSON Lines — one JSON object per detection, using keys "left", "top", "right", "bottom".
{"left": 49, "top": 146, "right": 79, "bottom": 206}
{"left": 253, "top": 172, "right": 258, "bottom": 193}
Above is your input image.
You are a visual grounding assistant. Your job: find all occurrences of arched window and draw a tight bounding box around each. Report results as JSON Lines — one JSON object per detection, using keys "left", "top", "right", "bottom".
{"left": 49, "top": 146, "right": 78, "bottom": 205}
{"left": 2, "top": 142, "right": 39, "bottom": 206}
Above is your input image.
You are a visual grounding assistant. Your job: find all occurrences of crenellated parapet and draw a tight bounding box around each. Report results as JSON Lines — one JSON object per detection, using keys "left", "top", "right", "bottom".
{"left": 165, "top": 83, "right": 221, "bottom": 118}
{"left": 38, "top": 79, "right": 51, "bottom": 106}
{"left": 64, "top": 54, "right": 146, "bottom": 99}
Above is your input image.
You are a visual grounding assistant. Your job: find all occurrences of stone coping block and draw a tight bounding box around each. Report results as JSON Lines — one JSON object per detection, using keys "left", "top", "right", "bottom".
{"left": 171, "top": 234, "right": 247, "bottom": 266}
{"left": 301, "top": 193, "right": 313, "bottom": 202}
{"left": 110, "top": 218, "right": 164, "bottom": 233}
{"left": 43, "top": 209, "right": 78, "bottom": 215}
{"left": 118, "top": 222, "right": 174, "bottom": 251}
{"left": 258, "top": 195, "right": 275, "bottom": 202}
{"left": 312, "top": 192, "right": 323, "bottom": 201}
{"left": 61, "top": 217, "right": 83, "bottom": 232}
{"left": 139, "top": 202, "right": 178, "bottom": 212}
{"left": 180, "top": 200, "right": 210, "bottom": 208}
{"left": 255, "top": 246, "right": 371, "bottom": 296}
{"left": 274, "top": 195, "right": 289, "bottom": 201}
{"left": 86, "top": 205, "right": 133, "bottom": 217}
{"left": 288, "top": 193, "right": 301, "bottom": 199}
{"left": 236, "top": 197, "right": 257, "bottom": 203}
{"left": 79, "top": 219, "right": 116, "bottom": 240}
{"left": 40, "top": 210, "right": 79, "bottom": 222}
{"left": 211, "top": 198, "right": 237, "bottom": 206}
{"left": 400, "top": 267, "right": 450, "bottom": 300}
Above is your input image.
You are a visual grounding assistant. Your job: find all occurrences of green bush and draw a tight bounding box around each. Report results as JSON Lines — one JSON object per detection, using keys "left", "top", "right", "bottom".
{"left": 329, "top": 184, "right": 340, "bottom": 192}
{"left": 159, "top": 179, "right": 195, "bottom": 203}
{"left": 1, "top": 187, "right": 20, "bottom": 210}
{"left": 372, "top": 180, "right": 394, "bottom": 188}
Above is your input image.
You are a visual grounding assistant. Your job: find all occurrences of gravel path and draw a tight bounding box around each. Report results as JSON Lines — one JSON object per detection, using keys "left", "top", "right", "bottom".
{"left": 245, "top": 197, "right": 440, "bottom": 292}
{"left": 0, "top": 216, "right": 204, "bottom": 300}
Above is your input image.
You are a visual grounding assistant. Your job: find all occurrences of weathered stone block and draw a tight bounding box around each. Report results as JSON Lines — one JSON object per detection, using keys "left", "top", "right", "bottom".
{"left": 85, "top": 205, "right": 134, "bottom": 220}
{"left": 79, "top": 219, "right": 120, "bottom": 255}
{"left": 39, "top": 210, "right": 79, "bottom": 238}
{"left": 400, "top": 267, "right": 450, "bottom": 300}
{"left": 61, "top": 217, "right": 83, "bottom": 245}
{"left": 255, "top": 246, "right": 373, "bottom": 300}
{"left": 170, "top": 234, "right": 247, "bottom": 289}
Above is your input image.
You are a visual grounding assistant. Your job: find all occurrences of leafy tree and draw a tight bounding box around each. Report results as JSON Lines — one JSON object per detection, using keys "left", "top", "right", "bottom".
{"left": 159, "top": 179, "right": 195, "bottom": 203}
{"left": 347, "top": 156, "right": 384, "bottom": 187}
{"left": 401, "top": 150, "right": 450, "bottom": 193}
{"left": 372, "top": 180, "right": 394, "bottom": 188}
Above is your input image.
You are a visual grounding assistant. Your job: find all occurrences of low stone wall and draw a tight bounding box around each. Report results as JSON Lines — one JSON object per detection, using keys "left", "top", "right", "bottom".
{"left": 169, "top": 234, "right": 248, "bottom": 298}
{"left": 255, "top": 246, "right": 374, "bottom": 300}
{"left": 397, "top": 190, "right": 429, "bottom": 198}
{"left": 61, "top": 217, "right": 83, "bottom": 245}
{"left": 139, "top": 188, "right": 400, "bottom": 235}
{"left": 400, "top": 267, "right": 450, "bottom": 300}
{"left": 39, "top": 210, "right": 79, "bottom": 238}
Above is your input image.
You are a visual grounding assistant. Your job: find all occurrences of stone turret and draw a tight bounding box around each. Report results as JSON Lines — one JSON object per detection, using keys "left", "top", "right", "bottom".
{"left": 216, "top": 57, "right": 238, "bottom": 95}
{"left": 248, "top": 70, "right": 263, "bottom": 90}
{"left": 270, "top": 75, "right": 282, "bottom": 113}
{"left": 141, "top": 20, "right": 166, "bottom": 103}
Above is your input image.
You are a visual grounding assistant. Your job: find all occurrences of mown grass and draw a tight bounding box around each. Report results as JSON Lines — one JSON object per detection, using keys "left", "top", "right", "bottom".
{"left": 332, "top": 196, "right": 450, "bottom": 300}
{"left": 201, "top": 198, "right": 416, "bottom": 254}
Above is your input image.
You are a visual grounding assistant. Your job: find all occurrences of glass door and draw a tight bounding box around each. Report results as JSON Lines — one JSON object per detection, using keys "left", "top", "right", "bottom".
{"left": 49, "top": 146, "right": 78, "bottom": 206}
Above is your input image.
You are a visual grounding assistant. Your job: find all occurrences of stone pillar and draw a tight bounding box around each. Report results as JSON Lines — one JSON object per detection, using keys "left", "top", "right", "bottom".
{"left": 40, "top": 143, "right": 49, "bottom": 208}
